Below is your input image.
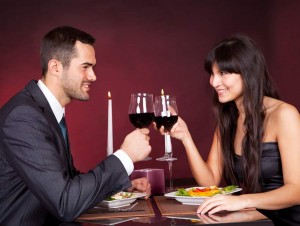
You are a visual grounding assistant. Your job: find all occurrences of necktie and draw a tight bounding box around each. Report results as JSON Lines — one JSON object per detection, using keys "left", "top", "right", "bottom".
{"left": 59, "top": 115, "right": 68, "bottom": 147}
{"left": 59, "top": 115, "right": 75, "bottom": 175}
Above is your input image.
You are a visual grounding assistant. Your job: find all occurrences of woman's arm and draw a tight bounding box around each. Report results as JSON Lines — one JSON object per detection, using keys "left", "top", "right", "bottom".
{"left": 245, "top": 103, "right": 300, "bottom": 210}
{"left": 168, "top": 117, "right": 223, "bottom": 186}
{"left": 198, "top": 103, "right": 300, "bottom": 214}
{"left": 248, "top": 103, "right": 300, "bottom": 209}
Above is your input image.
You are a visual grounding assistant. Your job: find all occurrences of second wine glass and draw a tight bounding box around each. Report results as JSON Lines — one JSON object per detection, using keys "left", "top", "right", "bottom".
{"left": 154, "top": 93, "right": 178, "bottom": 192}
{"left": 128, "top": 93, "right": 154, "bottom": 161}
{"left": 154, "top": 94, "right": 178, "bottom": 161}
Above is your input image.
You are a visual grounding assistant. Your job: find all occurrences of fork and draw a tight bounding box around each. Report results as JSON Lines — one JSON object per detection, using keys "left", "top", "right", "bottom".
{"left": 95, "top": 201, "right": 139, "bottom": 212}
{"left": 116, "top": 201, "right": 139, "bottom": 211}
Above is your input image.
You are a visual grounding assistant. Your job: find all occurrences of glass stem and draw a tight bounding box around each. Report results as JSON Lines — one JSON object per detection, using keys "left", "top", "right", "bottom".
{"left": 168, "top": 160, "right": 173, "bottom": 191}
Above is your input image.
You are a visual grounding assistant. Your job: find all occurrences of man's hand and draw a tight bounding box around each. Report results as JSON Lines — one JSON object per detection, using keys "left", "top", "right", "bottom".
{"left": 121, "top": 129, "right": 151, "bottom": 162}
{"left": 126, "top": 178, "right": 151, "bottom": 199}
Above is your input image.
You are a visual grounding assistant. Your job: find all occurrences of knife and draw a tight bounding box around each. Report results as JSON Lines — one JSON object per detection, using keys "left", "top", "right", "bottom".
{"left": 89, "top": 209, "right": 144, "bottom": 214}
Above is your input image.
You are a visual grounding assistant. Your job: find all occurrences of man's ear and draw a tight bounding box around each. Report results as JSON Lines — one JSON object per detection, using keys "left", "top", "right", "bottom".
{"left": 48, "top": 59, "right": 62, "bottom": 75}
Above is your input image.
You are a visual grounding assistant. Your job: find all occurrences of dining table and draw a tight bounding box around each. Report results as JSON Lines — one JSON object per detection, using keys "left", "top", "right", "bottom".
{"left": 75, "top": 178, "right": 275, "bottom": 226}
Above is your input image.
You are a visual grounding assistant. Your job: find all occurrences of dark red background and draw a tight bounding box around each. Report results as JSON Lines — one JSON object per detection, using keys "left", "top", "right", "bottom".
{"left": 1, "top": 0, "right": 299, "bottom": 180}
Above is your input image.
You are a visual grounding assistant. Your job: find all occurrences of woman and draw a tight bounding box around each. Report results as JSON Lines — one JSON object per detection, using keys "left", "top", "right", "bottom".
{"left": 167, "top": 35, "right": 300, "bottom": 225}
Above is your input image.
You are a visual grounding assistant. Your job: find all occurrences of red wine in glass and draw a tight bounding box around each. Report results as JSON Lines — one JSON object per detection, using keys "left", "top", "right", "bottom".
{"left": 128, "top": 93, "right": 154, "bottom": 161}
{"left": 129, "top": 112, "right": 154, "bottom": 129}
{"left": 154, "top": 115, "right": 178, "bottom": 132}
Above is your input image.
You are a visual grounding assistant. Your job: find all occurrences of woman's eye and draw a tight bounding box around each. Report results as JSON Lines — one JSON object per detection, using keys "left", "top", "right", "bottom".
{"left": 220, "top": 71, "right": 228, "bottom": 76}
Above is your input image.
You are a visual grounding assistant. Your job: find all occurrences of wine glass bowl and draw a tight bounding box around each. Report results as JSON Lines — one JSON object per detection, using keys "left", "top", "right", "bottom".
{"left": 128, "top": 93, "right": 154, "bottom": 161}
{"left": 128, "top": 93, "right": 154, "bottom": 128}
{"left": 129, "top": 113, "right": 154, "bottom": 129}
{"left": 154, "top": 95, "right": 178, "bottom": 133}
{"left": 155, "top": 115, "right": 178, "bottom": 132}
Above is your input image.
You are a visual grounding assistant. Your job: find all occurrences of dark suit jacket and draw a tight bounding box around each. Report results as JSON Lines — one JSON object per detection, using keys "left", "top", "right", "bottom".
{"left": 0, "top": 80, "right": 132, "bottom": 226}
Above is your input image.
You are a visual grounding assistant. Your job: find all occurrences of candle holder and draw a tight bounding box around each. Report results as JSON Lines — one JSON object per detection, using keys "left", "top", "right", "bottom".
{"left": 131, "top": 169, "right": 165, "bottom": 195}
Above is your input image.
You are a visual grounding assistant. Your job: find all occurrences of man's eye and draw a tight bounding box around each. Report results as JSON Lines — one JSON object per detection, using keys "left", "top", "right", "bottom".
{"left": 220, "top": 71, "right": 228, "bottom": 75}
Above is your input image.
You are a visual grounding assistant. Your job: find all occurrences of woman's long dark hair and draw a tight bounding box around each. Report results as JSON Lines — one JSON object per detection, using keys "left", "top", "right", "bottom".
{"left": 204, "top": 35, "right": 279, "bottom": 193}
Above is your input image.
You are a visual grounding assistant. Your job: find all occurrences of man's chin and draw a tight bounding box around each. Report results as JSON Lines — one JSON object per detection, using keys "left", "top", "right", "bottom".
{"left": 71, "top": 95, "right": 90, "bottom": 101}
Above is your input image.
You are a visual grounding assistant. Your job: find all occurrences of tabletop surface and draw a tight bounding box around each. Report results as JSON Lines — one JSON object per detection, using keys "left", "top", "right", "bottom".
{"left": 76, "top": 196, "right": 275, "bottom": 226}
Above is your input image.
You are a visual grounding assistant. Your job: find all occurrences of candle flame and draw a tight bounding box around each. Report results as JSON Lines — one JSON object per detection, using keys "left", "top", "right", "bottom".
{"left": 161, "top": 89, "right": 164, "bottom": 96}
{"left": 108, "top": 91, "right": 111, "bottom": 99}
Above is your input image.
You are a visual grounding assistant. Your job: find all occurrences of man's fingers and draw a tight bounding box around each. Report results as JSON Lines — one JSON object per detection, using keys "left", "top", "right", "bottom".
{"left": 139, "top": 128, "right": 150, "bottom": 134}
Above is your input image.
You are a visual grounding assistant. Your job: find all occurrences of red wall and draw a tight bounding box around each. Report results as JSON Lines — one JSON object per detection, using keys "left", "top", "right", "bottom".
{"left": 1, "top": 0, "right": 300, "bottom": 179}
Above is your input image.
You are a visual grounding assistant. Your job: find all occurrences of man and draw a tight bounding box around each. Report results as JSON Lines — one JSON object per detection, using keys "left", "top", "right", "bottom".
{"left": 0, "top": 26, "right": 151, "bottom": 225}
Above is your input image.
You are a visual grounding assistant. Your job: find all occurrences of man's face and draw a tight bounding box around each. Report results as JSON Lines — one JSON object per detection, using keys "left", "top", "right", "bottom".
{"left": 61, "top": 41, "right": 96, "bottom": 102}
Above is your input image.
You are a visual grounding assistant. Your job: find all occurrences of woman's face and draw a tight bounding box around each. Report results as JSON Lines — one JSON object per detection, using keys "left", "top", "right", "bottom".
{"left": 209, "top": 63, "right": 244, "bottom": 105}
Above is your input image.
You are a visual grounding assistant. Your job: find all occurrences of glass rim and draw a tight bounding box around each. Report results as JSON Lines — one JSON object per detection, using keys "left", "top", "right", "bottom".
{"left": 154, "top": 95, "right": 176, "bottom": 99}
{"left": 131, "top": 93, "right": 153, "bottom": 97}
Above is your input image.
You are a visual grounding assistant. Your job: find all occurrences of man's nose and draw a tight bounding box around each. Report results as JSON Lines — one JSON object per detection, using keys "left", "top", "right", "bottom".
{"left": 88, "top": 70, "right": 97, "bottom": 81}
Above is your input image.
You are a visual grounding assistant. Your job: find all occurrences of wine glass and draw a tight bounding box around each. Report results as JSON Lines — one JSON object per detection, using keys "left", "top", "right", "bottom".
{"left": 128, "top": 93, "right": 154, "bottom": 161}
{"left": 154, "top": 93, "right": 178, "bottom": 192}
{"left": 154, "top": 94, "right": 178, "bottom": 161}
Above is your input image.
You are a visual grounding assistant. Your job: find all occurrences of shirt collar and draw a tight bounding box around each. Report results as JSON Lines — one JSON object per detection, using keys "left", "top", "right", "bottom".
{"left": 37, "top": 80, "right": 65, "bottom": 123}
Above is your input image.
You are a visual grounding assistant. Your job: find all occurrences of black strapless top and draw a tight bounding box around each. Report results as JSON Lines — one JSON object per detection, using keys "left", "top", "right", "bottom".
{"left": 234, "top": 142, "right": 283, "bottom": 191}
{"left": 234, "top": 142, "right": 300, "bottom": 226}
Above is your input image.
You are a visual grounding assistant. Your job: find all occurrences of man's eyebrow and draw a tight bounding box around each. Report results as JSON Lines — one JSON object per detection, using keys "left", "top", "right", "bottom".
{"left": 81, "top": 62, "right": 96, "bottom": 67}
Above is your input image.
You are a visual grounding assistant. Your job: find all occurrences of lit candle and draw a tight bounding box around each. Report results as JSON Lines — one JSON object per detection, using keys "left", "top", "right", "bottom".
{"left": 107, "top": 91, "right": 113, "bottom": 156}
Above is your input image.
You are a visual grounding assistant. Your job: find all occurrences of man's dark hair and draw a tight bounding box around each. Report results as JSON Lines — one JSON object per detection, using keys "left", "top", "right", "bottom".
{"left": 40, "top": 26, "right": 95, "bottom": 75}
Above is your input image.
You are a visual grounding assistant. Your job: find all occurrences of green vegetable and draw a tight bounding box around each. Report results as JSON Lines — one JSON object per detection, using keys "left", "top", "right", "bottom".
{"left": 175, "top": 188, "right": 190, "bottom": 196}
{"left": 221, "top": 185, "right": 238, "bottom": 193}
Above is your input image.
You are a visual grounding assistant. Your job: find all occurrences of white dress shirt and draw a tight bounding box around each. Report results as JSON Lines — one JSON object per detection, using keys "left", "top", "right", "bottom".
{"left": 37, "top": 80, "right": 134, "bottom": 175}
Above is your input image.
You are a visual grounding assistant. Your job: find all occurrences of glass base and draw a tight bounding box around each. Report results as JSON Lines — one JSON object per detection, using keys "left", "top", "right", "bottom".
{"left": 166, "top": 187, "right": 175, "bottom": 193}
{"left": 142, "top": 156, "right": 152, "bottom": 161}
{"left": 156, "top": 154, "right": 177, "bottom": 162}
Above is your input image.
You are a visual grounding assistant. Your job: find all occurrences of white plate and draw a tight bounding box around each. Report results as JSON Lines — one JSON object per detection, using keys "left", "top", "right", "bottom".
{"left": 165, "top": 187, "right": 242, "bottom": 205}
{"left": 98, "top": 192, "right": 147, "bottom": 208}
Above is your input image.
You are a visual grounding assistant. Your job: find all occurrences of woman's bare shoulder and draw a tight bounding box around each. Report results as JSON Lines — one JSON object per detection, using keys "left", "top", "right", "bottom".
{"left": 265, "top": 97, "right": 300, "bottom": 127}
{"left": 265, "top": 97, "right": 299, "bottom": 117}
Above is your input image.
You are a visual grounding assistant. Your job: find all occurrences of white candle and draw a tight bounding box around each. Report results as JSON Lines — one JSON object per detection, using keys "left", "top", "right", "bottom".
{"left": 107, "top": 91, "right": 113, "bottom": 156}
{"left": 143, "top": 95, "right": 147, "bottom": 113}
{"left": 161, "top": 89, "right": 172, "bottom": 153}
{"left": 165, "top": 134, "right": 172, "bottom": 153}
{"left": 161, "top": 89, "right": 167, "bottom": 117}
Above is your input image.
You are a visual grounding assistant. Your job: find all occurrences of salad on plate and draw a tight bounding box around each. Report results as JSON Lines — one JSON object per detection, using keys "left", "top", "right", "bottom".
{"left": 165, "top": 185, "right": 242, "bottom": 205}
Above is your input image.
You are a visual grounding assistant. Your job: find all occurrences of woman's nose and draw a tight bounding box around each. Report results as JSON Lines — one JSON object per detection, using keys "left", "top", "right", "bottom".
{"left": 210, "top": 74, "right": 221, "bottom": 87}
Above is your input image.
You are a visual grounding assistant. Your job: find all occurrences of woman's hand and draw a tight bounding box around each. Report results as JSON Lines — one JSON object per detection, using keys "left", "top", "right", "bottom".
{"left": 169, "top": 117, "right": 191, "bottom": 142}
{"left": 126, "top": 177, "right": 151, "bottom": 199}
{"left": 197, "top": 209, "right": 266, "bottom": 223}
{"left": 154, "top": 116, "right": 191, "bottom": 142}
{"left": 197, "top": 195, "right": 250, "bottom": 215}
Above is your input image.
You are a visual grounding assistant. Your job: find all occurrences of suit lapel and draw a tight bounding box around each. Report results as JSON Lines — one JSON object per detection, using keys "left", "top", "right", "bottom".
{"left": 25, "top": 80, "right": 75, "bottom": 176}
